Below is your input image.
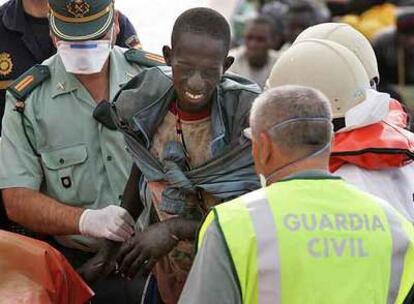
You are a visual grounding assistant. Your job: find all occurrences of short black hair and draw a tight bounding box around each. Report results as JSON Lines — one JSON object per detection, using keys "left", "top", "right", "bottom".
{"left": 171, "top": 7, "right": 231, "bottom": 53}
{"left": 248, "top": 15, "right": 277, "bottom": 37}
{"left": 285, "top": 1, "right": 323, "bottom": 24}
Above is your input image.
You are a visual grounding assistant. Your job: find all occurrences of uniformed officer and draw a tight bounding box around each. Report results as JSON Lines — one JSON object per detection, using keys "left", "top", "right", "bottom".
{"left": 0, "top": 0, "right": 163, "bottom": 302}
{"left": 179, "top": 86, "right": 414, "bottom": 304}
{"left": 0, "top": 0, "right": 141, "bottom": 131}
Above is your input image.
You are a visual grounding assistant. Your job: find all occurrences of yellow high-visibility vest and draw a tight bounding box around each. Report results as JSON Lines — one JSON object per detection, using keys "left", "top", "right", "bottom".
{"left": 198, "top": 177, "right": 414, "bottom": 304}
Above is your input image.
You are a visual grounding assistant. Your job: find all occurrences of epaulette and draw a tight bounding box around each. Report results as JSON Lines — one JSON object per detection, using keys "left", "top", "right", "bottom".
{"left": 7, "top": 64, "right": 50, "bottom": 113}
{"left": 124, "top": 49, "right": 166, "bottom": 67}
{"left": 8, "top": 65, "right": 50, "bottom": 102}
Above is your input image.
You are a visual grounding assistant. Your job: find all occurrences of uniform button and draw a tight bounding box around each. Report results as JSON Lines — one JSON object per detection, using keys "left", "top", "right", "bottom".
{"left": 118, "top": 195, "right": 123, "bottom": 200}
{"left": 59, "top": 158, "right": 65, "bottom": 164}
{"left": 107, "top": 155, "right": 113, "bottom": 161}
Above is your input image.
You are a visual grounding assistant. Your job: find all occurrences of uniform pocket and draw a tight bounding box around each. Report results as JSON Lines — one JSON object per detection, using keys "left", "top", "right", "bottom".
{"left": 40, "top": 144, "right": 95, "bottom": 205}
{"left": 41, "top": 145, "right": 87, "bottom": 170}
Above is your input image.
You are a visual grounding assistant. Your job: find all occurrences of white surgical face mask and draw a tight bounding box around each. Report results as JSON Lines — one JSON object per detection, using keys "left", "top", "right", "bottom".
{"left": 57, "top": 29, "right": 113, "bottom": 74}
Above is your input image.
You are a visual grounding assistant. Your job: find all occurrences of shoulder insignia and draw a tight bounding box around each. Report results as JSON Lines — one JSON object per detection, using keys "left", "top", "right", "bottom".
{"left": 0, "top": 52, "right": 13, "bottom": 77}
{"left": 7, "top": 65, "right": 50, "bottom": 101}
{"left": 124, "top": 49, "right": 166, "bottom": 68}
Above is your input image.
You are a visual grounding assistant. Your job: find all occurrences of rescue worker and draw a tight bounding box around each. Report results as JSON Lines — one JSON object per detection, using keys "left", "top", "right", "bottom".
{"left": 89, "top": 7, "right": 260, "bottom": 303}
{"left": 0, "top": 0, "right": 163, "bottom": 302}
{"left": 294, "top": 22, "right": 380, "bottom": 88}
{"left": 179, "top": 85, "right": 414, "bottom": 304}
{"left": 267, "top": 38, "right": 414, "bottom": 224}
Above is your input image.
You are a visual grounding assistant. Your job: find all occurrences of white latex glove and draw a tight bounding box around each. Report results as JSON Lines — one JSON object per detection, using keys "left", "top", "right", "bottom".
{"left": 78, "top": 205, "right": 135, "bottom": 242}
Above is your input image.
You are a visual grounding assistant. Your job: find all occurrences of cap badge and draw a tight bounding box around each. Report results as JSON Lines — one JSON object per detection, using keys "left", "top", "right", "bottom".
{"left": 66, "top": 0, "right": 90, "bottom": 18}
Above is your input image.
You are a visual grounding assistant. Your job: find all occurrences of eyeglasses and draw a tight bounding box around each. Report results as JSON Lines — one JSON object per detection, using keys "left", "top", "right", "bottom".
{"left": 243, "top": 117, "right": 331, "bottom": 141}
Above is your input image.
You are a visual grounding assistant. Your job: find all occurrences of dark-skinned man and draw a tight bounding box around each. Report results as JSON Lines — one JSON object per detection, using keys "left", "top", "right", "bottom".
{"left": 229, "top": 16, "right": 279, "bottom": 89}
{"left": 90, "top": 7, "right": 260, "bottom": 304}
{"left": 281, "top": 1, "right": 326, "bottom": 50}
{"left": 0, "top": 0, "right": 164, "bottom": 302}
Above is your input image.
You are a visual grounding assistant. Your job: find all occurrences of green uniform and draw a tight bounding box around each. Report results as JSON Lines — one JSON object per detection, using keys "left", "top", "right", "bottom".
{"left": 0, "top": 46, "right": 144, "bottom": 251}
{"left": 180, "top": 172, "right": 414, "bottom": 304}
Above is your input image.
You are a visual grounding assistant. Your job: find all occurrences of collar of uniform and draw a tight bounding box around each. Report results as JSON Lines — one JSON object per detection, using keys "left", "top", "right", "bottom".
{"left": 280, "top": 170, "right": 340, "bottom": 183}
{"left": 3, "top": 0, "right": 26, "bottom": 33}
{"left": 50, "top": 55, "right": 79, "bottom": 99}
{"left": 51, "top": 46, "right": 137, "bottom": 100}
{"left": 110, "top": 46, "right": 139, "bottom": 98}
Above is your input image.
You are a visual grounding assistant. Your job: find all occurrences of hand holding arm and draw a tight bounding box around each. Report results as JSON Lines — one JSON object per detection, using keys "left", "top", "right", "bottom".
{"left": 117, "top": 217, "right": 199, "bottom": 278}
{"left": 78, "top": 163, "right": 143, "bottom": 283}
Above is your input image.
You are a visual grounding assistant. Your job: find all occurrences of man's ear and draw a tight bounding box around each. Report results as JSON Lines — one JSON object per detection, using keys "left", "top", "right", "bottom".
{"left": 162, "top": 46, "right": 172, "bottom": 66}
{"left": 258, "top": 132, "right": 272, "bottom": 167}
{"left": 223, "top": 56, "right": 234, "bottom": 72}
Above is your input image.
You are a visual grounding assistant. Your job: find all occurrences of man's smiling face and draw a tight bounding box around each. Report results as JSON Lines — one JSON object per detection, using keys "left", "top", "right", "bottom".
{"left": 163, "top": 32, "right": 233, "bottom": 113}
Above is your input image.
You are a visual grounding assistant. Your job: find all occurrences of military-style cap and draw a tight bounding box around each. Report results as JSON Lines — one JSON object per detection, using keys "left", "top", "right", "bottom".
{"left": 48, "top": 0, "right": 114, "bottom": 41}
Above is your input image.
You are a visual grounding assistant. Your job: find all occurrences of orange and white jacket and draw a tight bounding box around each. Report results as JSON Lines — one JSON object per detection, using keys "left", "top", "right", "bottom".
{"left": 331, "top": 94, "right": 414, "bottom": 223}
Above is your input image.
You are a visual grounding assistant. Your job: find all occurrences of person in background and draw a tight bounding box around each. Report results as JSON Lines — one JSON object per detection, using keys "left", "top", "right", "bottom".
{"left": 179, "top": 85, "right": 414, "bottom": 304}
{"left": 373, "top": 7, "right": 414, "bottom": 113}
{"left": 267, "top": 38, "right": 414, "bottom": 224}
{"left": 229, "top": 15, "right": 279, "bottom": 89}
{"left": 261, "top": 0, "right": 289, "bottom": 50}
{"left": 0, "top": 0, "right": 140, "bottom": 132}
{"left": 0, "top": 0, "right": 163, "bottom": 302}
{"left": 281, "top": 0, "right": 329, "bottom": 50}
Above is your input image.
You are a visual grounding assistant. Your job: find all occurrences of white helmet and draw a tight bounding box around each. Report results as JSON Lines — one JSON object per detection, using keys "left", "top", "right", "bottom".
{"left": 294, "top": 23, "right": 379, "bottom": 85}
{"left": 267, "top": 39, "right": 370, "bottom": 118}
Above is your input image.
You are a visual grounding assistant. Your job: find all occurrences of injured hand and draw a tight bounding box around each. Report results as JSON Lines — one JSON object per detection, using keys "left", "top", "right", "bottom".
{"left": 116, "top": 220, "right": 181, "bottom": 279}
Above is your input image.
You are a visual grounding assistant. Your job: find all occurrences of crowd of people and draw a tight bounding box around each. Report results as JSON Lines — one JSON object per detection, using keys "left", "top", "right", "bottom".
{"left": 1, "top": 0, "right": 414, "bottom": 303}
{"left": 232, "top": 0, "right": 414, "bottom": 119}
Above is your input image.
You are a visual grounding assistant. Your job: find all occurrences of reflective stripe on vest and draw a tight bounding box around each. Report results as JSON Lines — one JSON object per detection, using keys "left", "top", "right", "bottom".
{"left": 369, "top": 194, "right": 413, "bottom": 304}
{"left": 199, "top": 178, "right": 414, "bottom": 304}
{"left": 243, "top": 189, "right": 280, "bottom": 304}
